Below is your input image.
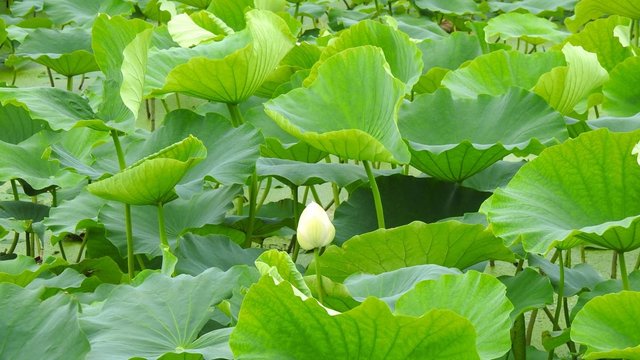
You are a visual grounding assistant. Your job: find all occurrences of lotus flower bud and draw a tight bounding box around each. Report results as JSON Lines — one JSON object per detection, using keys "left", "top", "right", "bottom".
{"left": 296, "top": 202, "right": 335, "bottom": 250}
{"left": 633, "top": 141, "right": 640, "bottom": 166}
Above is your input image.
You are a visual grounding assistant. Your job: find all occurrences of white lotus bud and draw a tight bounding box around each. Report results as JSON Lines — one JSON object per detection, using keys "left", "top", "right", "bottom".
{"left": 296, "top": 202, "right": 335, "bottom": 250}
{"left": 633, "top": 141, "right": 640, "bottom": 166}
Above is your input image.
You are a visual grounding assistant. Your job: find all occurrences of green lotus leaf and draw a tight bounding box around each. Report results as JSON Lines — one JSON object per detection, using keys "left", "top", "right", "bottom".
{"left": 565, "top": 15, "right": 633, "bottom": 72}
{"left": 92, "top": 14, "right": 153, "bottom": 132}
{"left": 230, "top": 276, "right": 480, "bottom": 359}
{"left": 44, "top": 0, "right": 134, "bottom": 27}
{"left": 11, "top": 0, "right": 43, "bottom": 17}
{"left": 0, "top": 255, "right": 67, "bottom": 286}
{"left": 0, "top": 284, "right": 90, "bottom": 359}
{"left": 418, "top": 32, "right": 485, "bottom": 74}
{"left": 566, "top": 0, "right": 640, "bottom": 32}
{"left": 120, "top": 29, "right": 154, "bottom": 122}
{"left": 484, "top": 129, "right": 640, "bottom": 254}
{"left": 156, "top": 9, "right": 295, "bottom": 104}
{"left": 571, "top": 270, "right": 640, "bottom": 319}
{"left": 571, "top": 291, "right": 640, "bottom": 359}
{"left": 0, "top": 133, "right": 84, "bottom": 190}
{"left": 80, "top": 266, "right": 257, "bottom": 360}
{"left": 174, "top": 0, "right": 211, "bottom": 8}
{"left": 0, "top": 201, "right": 50, "bottom": 231}
{"left": 413, "top": 0, "right": 480, "bottom": 15}
{"left": 0, "top": 103, "right": 44, "bottom": 144}
{"left": 344, "top": 264, "right": 461, "bottom": 309}
{"left": 99, "top": 185, "right": 240, "bottom": 257}
{"left": 391, "top": 14, "right": 448, "bottom": 40}
{"left": 442, "top": 50, "right": 566, "bottom": 98}
{"left": 175, "top": 234, "right": 263, "bottom": 275}
{"left": 256, "top": 157, "right": 376, "bottom": 188}
{"left": 529, "top": 254, "right": 604, "bottom": 296}
{"left": 499, "top": 267, "right": 554, "bottom": 320}
{"left": 15, "top": 27, "right": 98, "bottom": 76}
{"left": 311, "top": 220, "right": 514, "bottom": 282}
{"left": 488, "top": 0, "right": 576, "bottom": 15}
{"left": 265, "top": 46, "right": 410, "bottom": 164}
{"left": 166, "top": 12, "right": 229, "bottom": 48}
{"left": 0, "top": 87, "right": 97, "bottom": 131}
{"left": 485, "top": 12, "right": 568, "bottom": 45}
{"left": 333, "top": 174, "right": 490, "bottom": 243}
{"left": 534, "top": 44, "right": 609, "bottom": 115}
{"left": 208, "top": 0, "right": 254, "bottom": 31}
{"left": 461, "top": 160, "right": 524, "bottom": 192}
{"left": 87, "top": 135, "right": 207, "bottom": 205}
{"left": 603, "top": 56, "right": 640, "bottom": 117}
{"left": 256, "top": 249, "right": 311, "bottom": 297}
{"left": 305, "top": 20, "right": 423, "bottom": 91}
{"left": 134, "top": 110, "right": 262, "bottom": 189}
{"left": 399, "top": 87, "right": 567, "bottom": 181}
{"left": 303, "top": 274, "right": 360, "bottom": 312}
{"left": 396, "top": 271, "right": 513, "bottom": 359}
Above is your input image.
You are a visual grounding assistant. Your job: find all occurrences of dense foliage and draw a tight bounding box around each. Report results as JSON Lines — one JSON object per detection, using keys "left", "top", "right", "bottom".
{"left": 1, "top": 0, "right": 640, "bottom": 359}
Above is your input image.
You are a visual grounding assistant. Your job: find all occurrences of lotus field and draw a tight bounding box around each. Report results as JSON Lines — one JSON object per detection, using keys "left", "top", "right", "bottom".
{"left": 2, "top": 0, "right": 640, "bottom": 359}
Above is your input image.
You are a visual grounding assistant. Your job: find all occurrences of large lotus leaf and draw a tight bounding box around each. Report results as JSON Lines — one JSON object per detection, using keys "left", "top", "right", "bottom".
{"left": 311, "top": 221, "right": 514, "bottom": 283}
{"left": 134, "top": 110, "right": 262, "bottom": 189}
{"left": 305, "top": 20, "right": 423, "bottom": 91}
{"left": 0, "top": 133, "right": 84, "bottom": 190}
{"left": 265, "top": 46, "right": 410, "bottom": 164}
{"left": 333, "top": 174, "right": 490, "bottom": 243}
{"left": 92, "top": 15, "right": 153, "bottom": 132}
{"left": 602, "top": 56, "right": 640, "bottom": 117}
{"left": 396, "top": 271, "right": 513, "bottom": 359}
{"left": 208, "top": 0, "right": 253, "bottom": 31}
{"left": 0, "top": 87, "right": 96, "bottom": 131}
{"left": 461, "top": 160, "right": 525, "bottom": 192}
{"left": 391, "top": 14, "right": 448, "bottom": 41}
{"left": 120, "top": 28, "right": 154, "bottom": 122}
{"left": 0, "top": 284, "right": 90, "bottom": 359}
{"left": 571, "top": 271, "right": 640, "bottom": 319}
{"left": 166, "top": 12, "right": 229, "bottom": 48}
{"left": 488, "top": 0, "right": 576, "bottom": 15}
{"left": 565, "top": 15, "right": 633, "bottom": 72}
{"left": 157, "top": 10, "right": 295, "bottom": 104}
{"left": 175, "top": 0, "right": 211, "bottom": 8}
{"left": 255, "top": 249, "right": 311, "bottom": 297}
{"left": 43, "top": 0, "right": 134, "bottom": 27}
{"left": 418, "top": 32, "right": 484, "bottom": 73}
{"left": 485, "top": 12, "right": 568, "bottom": 45}
{"left": 256, "top": 157, "right": 375, "bottom": 188}
{"left": 0, "top": 255, "right": 67, "bottom": 286}
{"left": 15, "top": 27, "right": 98, "bottom": 76}
{"left": 0, "top": 201, "right": 50, "bottom": 233}
{"left": 99, "top": 185, "right": 240, "bottom": 257}
{"left": 399, "top": 87, "right": 567, "bottom": 181}
{"left": 11, "top": 0, "right": 43, "bottom": 16}
{"left": 80, "top": 266, "right": 257, "bottom": 360}
{"left": 175, "top": 234, "right": 264, "bottom": 275}
{"left": 534, "top": 44, "right": 608, "bottom": 115}
{"left": 87, "top": 136, "right": 207, "bottom": 205}
{"left": 528, "top": 254, "right": 603, "bottom": 296}
{"left": 0, "top": 103, "right": 44, "bottom": 144}
{"left": 499, "top": 267, "right": 554, "bottom": 320}
{"left": 441, "top": 50, "right": 566, "bottom": 98}
{"left": 566, "top": 0, "right": 640, "bottom": 32}
{"left": 571, "top": 291, "right": 640, "bottom": 359}
{"left": 484, "top": 129, "right": 640, "bottom": 254}
{"left": 413, "top": 0, "right": 480, "bottom": 14}
{"left": 344, "top": 264, "right": 461, "bottom": 309}
{"left": 230, "top": 276, "right": 480, "bottom": 359}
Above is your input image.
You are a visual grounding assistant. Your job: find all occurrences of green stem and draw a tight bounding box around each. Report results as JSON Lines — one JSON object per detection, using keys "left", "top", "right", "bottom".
{"left": 226, "top": 103, "right": 244, "bottom": 127}
{"left": 243, "top": 171, "right": 259, "bottom": 248}
{"left": 50, "top": 188, "right": 67, "bottom": 261}
{"left": 511, "top": 314, "right": 526, "bottom": 360}
{"left": 611, "top": 251, "right": 618, "bottom": 279}
{"left": 75, "top": 235, "right": 88, "bottom": 263}
{"left": 46, "top": 67, "right": 55, "bottom": 87}
{"left": 363, "top": 160, "right": 385, "bottom": 228}
{"left": 619, "top": 251, "right": 630, "bottom": 290}
{"left": 290, "top": 186, "right": 301, "bottom": 262}
{"left": 256, "top": 177, "right": 272, "bottom": 213}
{"left": 309, "top": 185, "right": 322, "bottom": 207}
{"left": 157, "top": 203, "right": 169, "bottom": 248}
{"left": 8, "top": 233, "right": 19, "bottom": 254}
{"left": 66, "top": 76, "right": 73, "bottom": 92}
{"left": 526, "top": 309, "right": 538, "bottom": 346}
{"left": 294, "top": 1, "right": 300, "bottom": 17}
{"left": 10, "top": 179, "right": 19, "bottom": 200}
{"left": 314, "top": 248, "right": 325, "bottom": 305}
{"left": 174, "top": 93, "right": 181, "bottom": 109}
{"left": 25, "top": 231, "right": 30, "bottom": 256}
{"left": 111, "top": 130, "right": 135, "bottom": 280}
{"left": 552, "top": 250, "right": 564, "bottom": 331}
{"left": 373, "top": 0, "right": 380, "bottom": 15}
{"left": 160, "top": 98, "right": 170, "bottom": 114}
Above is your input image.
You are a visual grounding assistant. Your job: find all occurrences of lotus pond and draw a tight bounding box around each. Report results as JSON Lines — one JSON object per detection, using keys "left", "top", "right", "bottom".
{"left": 2, "top": 0, "right": 640, "bottom": 359}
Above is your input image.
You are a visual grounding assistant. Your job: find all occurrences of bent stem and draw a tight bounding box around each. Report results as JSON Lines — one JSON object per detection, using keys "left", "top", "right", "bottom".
{"left": 8, "top": 179, "right": 20, "bottom": 254}
{"left": 243, "top": 171, "right": 259, "bottom": 248}
{"left": 548, "top": 249, "right": 565, "bottom": 360}
{"left": 50, "top": 188, "right": 67, "bottom": 261}
{"left": 363, "top": 160, "right": 385, "bottom": 228}
{"left": 290, "top": 186, "right": 301, "bottom": 262}
{"left": 314, "top": 248, "right": 325, "bottom": 305}
{"left": 511, "top": 314, "right": 526, "bottom": 360}
{"left": 111, "top": 130, "right": 135, "bottom": 280}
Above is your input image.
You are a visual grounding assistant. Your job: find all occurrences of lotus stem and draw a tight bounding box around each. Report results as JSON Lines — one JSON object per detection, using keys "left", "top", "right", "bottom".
{"left": 619, "top": 251, "right": 630, "bottom": 290}
{"left": 314, "top": 248, "right": 325, "bottom": 305}
{"left": 526, "top": 309, "right": 538, "bottom": 345}
{"left": 66, "top": 76, "right": 73, "bottom": 92}
{"left": 46, "top": 67, "right": 55, "bottom": 87}
{"left": 157, "top": 203, "right": 175, "bottom": 276}
{"left": 157, "top": 203, "right": 169, "bottom": 248}
{"left": 226, "top": 103, "right": 244, "bottom": 127}
{"left": 363, "top": 160, "right": 385, "bottom": 228}
{"left": 243, "top": 171, "right": 259, "bottom": 248}
{"left": 25, "top": 231, "right": 31, "bottom": 256}
{"left": 111, "top": 130, "right": 135, "bottom": 280}
{"left": 75, "top": 235, "right": 87, "bottom": 263}
{"left": 552, "top": 250, "right": 565, "bottom": 331}
{"left": 290, "top": 185, "right": 301, "bottom": 262}
{"left": 50, "top": 188, "right": 67, "bottom": 261}
{"left": 309, "top": 185, "right": 322, "bottom": 207}
{"left": 255, "top": 177, "right": 272, "bottom": 213}
{"left": 511, "top": 313, "right": 526, "bottom": 360}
